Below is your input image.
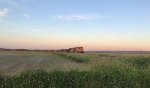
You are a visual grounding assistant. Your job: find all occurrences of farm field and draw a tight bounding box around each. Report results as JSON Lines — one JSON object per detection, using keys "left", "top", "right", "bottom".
{"left": 1, "top": 51, "right": 150, "bottom": 88}
{"left": 0, "top": 51, "right": 88, "bottom": 76}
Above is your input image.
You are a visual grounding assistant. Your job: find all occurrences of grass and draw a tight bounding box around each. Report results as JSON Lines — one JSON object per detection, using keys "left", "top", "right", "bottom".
{"left": 54, "top": 52, "right": 95, "bottom": 62}
{"left": 125, "top": 57, "right": 150, "bottom": 69}
{"left": 0, "top": 51, "right": 88, "bottom": 76}
{"left": 1, "top": 65, "right": 150, "bottom": 88}
{"left": 1, "top": 51, "right": 150, "bottom": 88}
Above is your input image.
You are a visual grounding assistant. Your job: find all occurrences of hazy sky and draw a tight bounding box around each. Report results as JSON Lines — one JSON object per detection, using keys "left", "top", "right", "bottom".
{"left": 0, "top": 0, "right": 150, "bottom": 51}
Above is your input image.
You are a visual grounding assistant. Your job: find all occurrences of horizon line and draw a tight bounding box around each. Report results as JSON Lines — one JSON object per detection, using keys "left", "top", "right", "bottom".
{"left": 0, "top": 47, "right": 150, "bottom": 52}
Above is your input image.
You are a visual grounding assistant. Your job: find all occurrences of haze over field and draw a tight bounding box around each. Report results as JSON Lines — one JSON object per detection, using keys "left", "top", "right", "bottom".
{"left": 0, "top": 0, "right": 150, "bottom": 51}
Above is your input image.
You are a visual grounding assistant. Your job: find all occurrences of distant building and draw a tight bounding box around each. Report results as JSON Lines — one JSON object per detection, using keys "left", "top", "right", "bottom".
{"left": 52, "top": 47, "right": 84, "bottom": 53}
{"left": 2, "top": 47, "right": 84, "bottom": 53}
{"left": 69, "top": 47, "right": 84, "bottom": 53}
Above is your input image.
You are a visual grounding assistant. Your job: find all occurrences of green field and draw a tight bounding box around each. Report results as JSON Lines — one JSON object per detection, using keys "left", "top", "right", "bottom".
{"left": 0, "top": 51, "right": 88, "bottom": 76}
{"left": 1, "top": 51, "right": 150, "bottom": 88}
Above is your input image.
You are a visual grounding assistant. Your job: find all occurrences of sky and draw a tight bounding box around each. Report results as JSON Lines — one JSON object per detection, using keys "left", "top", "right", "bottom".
{"left": 0, "top": 0, "right": 150, "bottom": 51}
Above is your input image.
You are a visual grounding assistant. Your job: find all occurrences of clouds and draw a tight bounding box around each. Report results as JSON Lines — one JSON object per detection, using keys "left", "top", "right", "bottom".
{"left": 0, "top": 8, "right": 9, "bottom": 17}
{"left": 0, "top": 0, "right": 32, "bottom": 18}
{"left": 0, "top": 0, "right": 31, "bottom": 18}
{"left": 0, "top": 0, "right": 18, "bottom": 7}
{"left": 55, "top": 14, "right": 107, "bottom": 21}
{"left": 0, "top": 0, "right": 15, "bottom": 1}
{"left": 23, "top": 14, "right": 31, "bottom": 18}
{"left": 22, "top": 0, "right": 31, "bottom": 2}
{"left": 32, "top": 29, "right": 41, "bottom": 32}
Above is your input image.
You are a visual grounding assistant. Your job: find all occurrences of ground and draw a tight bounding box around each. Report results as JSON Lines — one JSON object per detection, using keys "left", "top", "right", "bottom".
{"left": 1, "top": 51, "right": 150, "bottom": 88}
{"left": 0, "top": 51, "right": 87, "bottom": 76}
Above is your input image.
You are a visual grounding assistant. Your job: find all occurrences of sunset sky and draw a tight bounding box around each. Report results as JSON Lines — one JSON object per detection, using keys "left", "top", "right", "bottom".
{"left": 0, "top": 0, "right": 150, "bottom": 51}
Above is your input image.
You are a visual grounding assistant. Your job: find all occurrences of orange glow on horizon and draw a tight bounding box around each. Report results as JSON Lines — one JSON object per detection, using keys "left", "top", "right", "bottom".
{"left": 0, "top": 35, "right": 150, "bottom": 51}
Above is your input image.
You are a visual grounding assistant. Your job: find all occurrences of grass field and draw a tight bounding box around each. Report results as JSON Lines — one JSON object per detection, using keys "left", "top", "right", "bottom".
{"left": 0, "top": 51, "right": 150, "bottom": 88}
{"left": 0, "top": 51, "right": 88, "bottom": 76}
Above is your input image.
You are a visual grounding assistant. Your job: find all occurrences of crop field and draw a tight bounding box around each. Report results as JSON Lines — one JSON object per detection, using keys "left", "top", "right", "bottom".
{"left": 0, "top": 51, "right": 88, "bottom": 76}
{"left": 1, "top": 51, "right": 150, "bottom": 88}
